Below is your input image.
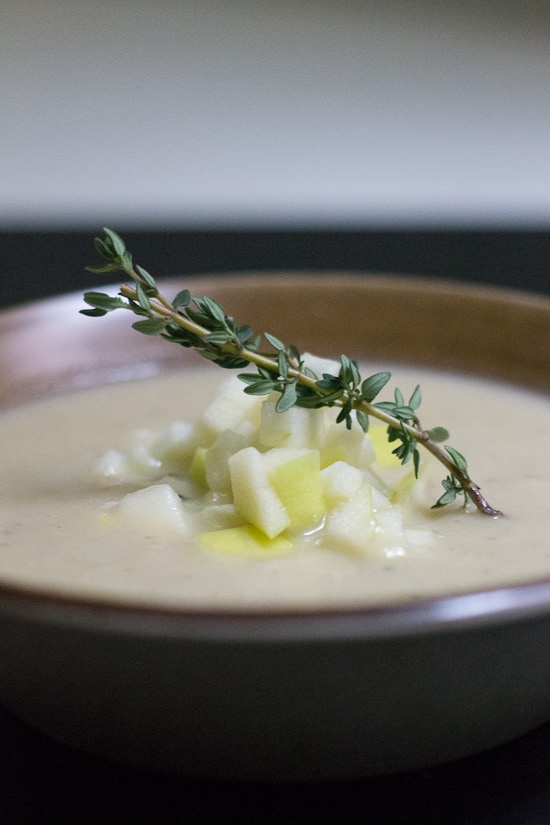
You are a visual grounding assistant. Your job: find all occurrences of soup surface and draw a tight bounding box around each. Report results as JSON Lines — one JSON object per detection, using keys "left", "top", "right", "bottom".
{"left": 1, "top": 364, "right": 549, "bottom": 611}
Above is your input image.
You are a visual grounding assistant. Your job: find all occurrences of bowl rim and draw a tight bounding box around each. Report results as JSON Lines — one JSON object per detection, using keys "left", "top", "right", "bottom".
{"left": 2, "top": 271, "right": 550, "bottom": 639}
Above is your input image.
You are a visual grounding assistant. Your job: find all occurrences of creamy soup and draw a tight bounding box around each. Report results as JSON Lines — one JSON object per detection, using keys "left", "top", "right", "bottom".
{"left": 1, "top": 364, "right": 549, "bottom": 611}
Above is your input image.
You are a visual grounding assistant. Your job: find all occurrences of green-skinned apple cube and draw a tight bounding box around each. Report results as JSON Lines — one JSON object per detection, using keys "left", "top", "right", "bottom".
{"left": 198, "top": 524, "right": 293, "bottom": 558}
{"left": 265, "top": 448, "right": 326, "bottom": 530}
{"left": 228, "top": 446, "right": 290, "bottom": 538}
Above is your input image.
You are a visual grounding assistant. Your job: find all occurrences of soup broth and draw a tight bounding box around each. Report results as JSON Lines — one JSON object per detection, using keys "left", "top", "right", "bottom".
{"left": 1, "top": 364, "right": 549, "bottom": 611}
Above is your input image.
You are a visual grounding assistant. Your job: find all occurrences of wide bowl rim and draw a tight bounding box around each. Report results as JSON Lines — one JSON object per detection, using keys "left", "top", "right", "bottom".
{"left": 2, "top": 271, "right": 550, "bottom": 639}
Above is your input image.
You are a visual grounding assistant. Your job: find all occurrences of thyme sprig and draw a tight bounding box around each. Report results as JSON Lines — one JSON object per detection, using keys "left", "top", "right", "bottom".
{"left": 81, "top": 228, "right": 502, "bottom": 517}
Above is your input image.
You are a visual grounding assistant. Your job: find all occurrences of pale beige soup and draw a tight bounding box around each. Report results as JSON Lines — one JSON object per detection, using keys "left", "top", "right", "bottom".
{"left": 1, "top": 364, "right": 549, "bottom": 611}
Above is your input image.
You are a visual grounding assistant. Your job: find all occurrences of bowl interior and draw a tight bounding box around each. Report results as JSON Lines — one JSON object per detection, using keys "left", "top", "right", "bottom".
{"left": 2, "top": 273, "right": 550, "bottom": 409}
{"left": 1, "top": 272, "right": 550, "bottom": 624}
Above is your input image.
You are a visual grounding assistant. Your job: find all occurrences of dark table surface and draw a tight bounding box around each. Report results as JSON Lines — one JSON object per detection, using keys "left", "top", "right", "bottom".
{"left": 1, "top": 227, "right": 549, "bottom": 824}
{"left": 1, "top": 703, "right": 549, "bottom": 825}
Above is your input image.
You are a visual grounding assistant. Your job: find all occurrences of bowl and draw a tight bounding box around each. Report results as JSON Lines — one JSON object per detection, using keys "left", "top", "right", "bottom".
{"left": 0, "top": 272, "right": 549, "bottom": 781}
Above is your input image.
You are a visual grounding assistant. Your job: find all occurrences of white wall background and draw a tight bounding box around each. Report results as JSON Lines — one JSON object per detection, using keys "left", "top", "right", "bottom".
{"left": 2, "top": 0, "right": 550, "bottom": 228}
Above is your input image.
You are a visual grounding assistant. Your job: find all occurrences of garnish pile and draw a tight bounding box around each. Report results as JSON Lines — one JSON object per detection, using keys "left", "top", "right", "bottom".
{"left": 81, "top": 228, "right": 501, "bottom": 517}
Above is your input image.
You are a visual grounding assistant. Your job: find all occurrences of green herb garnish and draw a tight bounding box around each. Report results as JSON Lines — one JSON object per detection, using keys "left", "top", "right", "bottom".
{"left": 81, "top": 228, "right": 502, "bottom": 517}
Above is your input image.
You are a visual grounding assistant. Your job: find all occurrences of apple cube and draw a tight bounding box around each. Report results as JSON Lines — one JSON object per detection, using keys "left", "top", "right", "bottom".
{"left": 198, "top": 524, "right": 293, "bottom": 558}
{"left": 228, "top": 447, "right": 290, "bottom": 538}
{"left": 320, "top": 461, "right": 364, "bottom": 507}
{"left": 320, "top": 421, "right": 375, "bottom": 469}
{"left": 113, "top": 483, "right": 194, "bottom": 535}
{"left": 198, "top": 502, "right": 245, "bottom": 532}
{"left": 92, "top": 447, "right": 162, "bottom": 486}
{"left": 194, "top": 377, "right": 260, "bottom": 446}
{"left": 259, "top": 400, "right": 325, "bottom": 449}
{"left": 264, "top": 448, "right": 326, "bottom": 530}
{"left": 323, "top": 481, "right": 394, "bottom": 556}
{"left": 204, "top": 426, "right": 256, "bottom": 493}
{"left": 300, "top": 351, "right": 341, "bottom": 379}
{"left": 369, "top": 424, "right": 402, "bottom": 468}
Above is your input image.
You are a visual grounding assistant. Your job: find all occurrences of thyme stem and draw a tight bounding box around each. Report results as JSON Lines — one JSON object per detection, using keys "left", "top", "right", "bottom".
{"left": 82, "top": 228, "right": 502, "bottom": 518}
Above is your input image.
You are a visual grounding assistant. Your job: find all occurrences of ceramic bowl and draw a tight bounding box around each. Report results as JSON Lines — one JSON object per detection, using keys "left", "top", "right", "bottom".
{"left": 0, "top": 273, "right": 549, "bottom": 781}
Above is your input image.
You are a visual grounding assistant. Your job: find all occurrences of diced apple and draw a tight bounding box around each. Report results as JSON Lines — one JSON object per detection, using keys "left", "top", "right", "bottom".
{"left": 198, "top": 525, "right": 293, "bottom": 558}
{"left": 92, "top": 447, "right": 162, "bottom": 486}
{"left": 113, "top": 483, "right": 194, "bottom": 535}
{"left": 189, "top": 447, "right": 208, "bottom": 489}
{"left": 323, "top": 481, "right": 394, "bottom": 556}
{"left": 323, "top": 483, "right": 377, "bottom": 555}
{"left": 369, "top": 424, "right": 402, "bottom": 468}
{"left": 300, "top": 351, "right": 341, "bottom": 379}
{"left": 320, "top": 461, "right": 364, "bottom": 507}
{"left": 265, "top": 448, "right": 326, "bottom": 530}
{"left": 228, "top": 447, "right": 290, "bottom": 538}
{"left": 198, "top": 502, "right": 245, "bottom": 531}
{"left": 204, "top": 426, "right": 256, "bottom": 493}
{"left": 259, "top": 400, "right": 325, "bottom": 449}
{"left": 321, "top": 421, "right": 375, "bottom": 469}
{"left": 194, "top": 377, "right": 261, "bottom": 445}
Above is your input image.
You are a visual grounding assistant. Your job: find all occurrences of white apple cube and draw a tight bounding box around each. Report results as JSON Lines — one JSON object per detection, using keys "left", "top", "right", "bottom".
{"left": 228, "top": 447, "right": 290, "bottom": 538}
{"left": 198, "top": 502, "right": 245, "bottom": 532}
{"left": 323, "top": 481, "right": 395, "bottom": 556}
{"left": 194, "top": 377, "right": 261, "bottom": 446}
{"left": 320, "top": 421, "right": 375, "bottom": 469}
{"left": 92, "top": 447, "right": 162, "bottom": 486}
{"left": 300, "top": 351, "right": 341, "bottom": 379}
{"left": 259, "top": 399, "right": 325, "bottom": 449}
{"left": 205, "top": 426, "right": 256, "bottom": 493}
{"left": 113, "top": 483, "right": 194, "bottom": 535}
{"left": 320, "top": 461, "right": 364, "bottom": 507}
{"left": 323, "top": 483, "right": 377, "bottom": 555}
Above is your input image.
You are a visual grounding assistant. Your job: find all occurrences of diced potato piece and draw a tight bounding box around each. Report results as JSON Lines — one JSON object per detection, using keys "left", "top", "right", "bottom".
{"left": 259, "top": 400, "right": 325, "bottom": 449}
{"left": 320, "top": 461, "right": 364, "bottom": 507}
{"left": 198, "top": 525, "right": 293, "bottom": 558}
{"left": 113, "top": 483, "right": 194, "bottom": 535}
{"left": 194, "top": 377, "right": 260, "bottom": 446}
{"left": 265, "top": 448, "right": 326, "bottom": 530}
{"left": 205, "top": 427, "right": 256, "bottom": 493}
{"left": 228, "top": 447, "right": 290, "bottom": 538}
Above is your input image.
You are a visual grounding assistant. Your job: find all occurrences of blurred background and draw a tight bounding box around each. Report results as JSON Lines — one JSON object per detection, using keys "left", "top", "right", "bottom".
{"left": 2, "top": 0, "right": 550, "bottom": 306}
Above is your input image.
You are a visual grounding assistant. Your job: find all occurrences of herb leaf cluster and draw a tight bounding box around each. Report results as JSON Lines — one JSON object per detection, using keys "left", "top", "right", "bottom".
{"left": 81, "top": 228, "right": 501, "bottom": 517}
